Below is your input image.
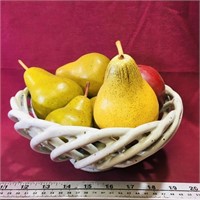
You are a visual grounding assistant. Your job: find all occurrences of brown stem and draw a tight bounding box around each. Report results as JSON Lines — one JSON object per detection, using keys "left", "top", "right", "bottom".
{"left": 115, "top": 40, "right": 124, "bottom": 59}
{"left": 18, "top": 60, "right": 28, "bottom": 70}
{"left": 84, "top": 82, "right": 90, "bottom": 97}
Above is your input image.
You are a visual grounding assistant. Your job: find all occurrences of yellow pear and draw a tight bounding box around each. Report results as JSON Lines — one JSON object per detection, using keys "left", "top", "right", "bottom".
{"left": 90, "top": 96, "right": 97, "bottom": 111}
{"left": 19, "top": 60, "right": 83, "bottom": 119}
{"left": 90, "top": 96, "right": 99, "bottom": 128}
{"left": 45, "top": 82, "right": 93, "bottom": 127}
{"left": 55, "top": 53, "right": 110, "bottom": 97}
{"left": 93, "top": 41, "right": 159, "bottom": 128}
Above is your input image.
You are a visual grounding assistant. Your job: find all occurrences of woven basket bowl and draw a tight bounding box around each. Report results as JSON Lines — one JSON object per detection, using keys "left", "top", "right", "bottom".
{"left": 8, "top": 85, "right": 183, "bottom": 172}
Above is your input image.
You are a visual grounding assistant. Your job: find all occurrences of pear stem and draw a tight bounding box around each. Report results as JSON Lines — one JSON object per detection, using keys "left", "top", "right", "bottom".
{"left": 84, "top": 82, "right": 90, "bottom": 97}
{"left": 18, "top": 59, "right": 28, "bottom": 70}
{"left": 116, "top": 40, "right": 124, "bottom": 59}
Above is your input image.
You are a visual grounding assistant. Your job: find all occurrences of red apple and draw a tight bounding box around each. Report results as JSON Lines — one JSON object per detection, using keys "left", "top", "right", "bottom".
{"left": 138, "top": 64, "right": 166, "bottom": 105}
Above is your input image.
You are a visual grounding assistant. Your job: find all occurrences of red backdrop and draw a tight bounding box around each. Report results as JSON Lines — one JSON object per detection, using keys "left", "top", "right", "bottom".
{"left": 1, "top": 1, "right": 199, "bottom": 182}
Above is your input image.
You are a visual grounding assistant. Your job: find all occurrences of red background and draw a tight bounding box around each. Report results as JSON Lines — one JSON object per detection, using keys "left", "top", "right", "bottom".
{"left": 1, "top": 1, "right": 199, "bottom": 182}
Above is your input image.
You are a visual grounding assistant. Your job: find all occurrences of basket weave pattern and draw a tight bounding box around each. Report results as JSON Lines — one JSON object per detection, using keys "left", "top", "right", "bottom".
{"left": 8, "top": 85, "right": 183, "bottom": 172}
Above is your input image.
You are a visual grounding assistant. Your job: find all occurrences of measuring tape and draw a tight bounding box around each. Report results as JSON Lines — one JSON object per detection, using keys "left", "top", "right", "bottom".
{"left": 0, "top": 181, "right": 200, "bottom": 199}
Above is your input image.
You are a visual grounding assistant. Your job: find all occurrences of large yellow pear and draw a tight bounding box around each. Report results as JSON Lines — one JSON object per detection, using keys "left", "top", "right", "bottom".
{"left": 93, "top": 41, "right": 159, "bottom": 128}
{"left": 56, "top": 53, "right": 110, "bottom": 97}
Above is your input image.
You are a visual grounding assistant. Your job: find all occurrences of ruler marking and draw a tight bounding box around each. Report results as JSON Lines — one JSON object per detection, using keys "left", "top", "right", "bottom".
{"left": 1, "top": 188, "right": 199, "bottom": 192}
{"left": 1, "top": 181, "right": 200, "bottom": 199}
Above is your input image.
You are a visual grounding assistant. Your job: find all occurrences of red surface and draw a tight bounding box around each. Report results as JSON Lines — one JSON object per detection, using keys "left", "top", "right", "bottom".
{"left": 1, "top": 1, "right": 199, "bottom": 182}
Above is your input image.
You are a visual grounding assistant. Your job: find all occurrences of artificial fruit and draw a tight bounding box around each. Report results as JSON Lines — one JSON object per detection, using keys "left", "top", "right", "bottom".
{"left": 138, "top": 64, "right": 165, "bottom": 104}
{"left": 56, "top": 53, "right": 110, "bottom": 97}
{"left": 18, "top": 60, "right": 83, "bottom": 119}
{"left": 45, "top": 82, "right": 93, "bottom": 127}
{"left": 93, "top": 41, "right": 159, "bottom": 128}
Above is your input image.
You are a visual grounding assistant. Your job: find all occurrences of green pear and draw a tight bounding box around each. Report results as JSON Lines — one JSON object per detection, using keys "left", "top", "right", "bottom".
{"left": 19, "top": 60, "right": 83, "bottom": 119}
{"left": 93, "top": 41, "right": 159, "bottom": 128}
{"left": 45, "top": 82, "right": 93, "bottom": 127}
{"left": 55, "top": 53, "right": 110, "bottom": 97}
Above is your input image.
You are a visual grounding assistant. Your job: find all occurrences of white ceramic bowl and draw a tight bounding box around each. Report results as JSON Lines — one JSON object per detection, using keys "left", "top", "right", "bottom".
{"left": 8, "top": 85, "right": 183, "bottom": 172}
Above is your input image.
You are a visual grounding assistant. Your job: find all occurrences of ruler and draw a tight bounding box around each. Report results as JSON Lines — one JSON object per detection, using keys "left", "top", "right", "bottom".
{"left": 0, "top": 181, "right": 200, "bottom": 199}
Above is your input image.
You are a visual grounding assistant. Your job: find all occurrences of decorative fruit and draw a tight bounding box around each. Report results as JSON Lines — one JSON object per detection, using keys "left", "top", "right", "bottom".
{"left": 45, "top": 82, "right": 93, "bottom": 127}
{"left": 18, "top": 60, "right": 83, "bottom": 119}
{"left": 138, "top": 64, "right": 165, "bottom": 104}
{"left": 93, "top": 41, "right": 159, "bottom": 128}
{"left": 90, "top": 96, "right": 97, "bottom": 111}
{"left": 56, "top": 53, "right": 110, "bottom": 97}
{"left": 90, "top": 96, "right": 99, "bottom": 128}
